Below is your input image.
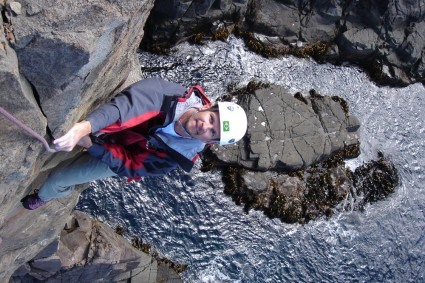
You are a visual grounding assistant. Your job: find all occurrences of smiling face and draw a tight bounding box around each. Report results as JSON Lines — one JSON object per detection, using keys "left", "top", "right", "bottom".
{"left": 177, "top": 104, "right": 221, "bottom": 142}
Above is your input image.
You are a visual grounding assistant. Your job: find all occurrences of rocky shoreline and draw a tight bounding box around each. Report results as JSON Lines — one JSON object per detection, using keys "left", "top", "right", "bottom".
{"left": 141, "top": 0, "right": 425, "bottom": 87}
{"left": 0, "top": 0, "right": 404, "bottom": 281}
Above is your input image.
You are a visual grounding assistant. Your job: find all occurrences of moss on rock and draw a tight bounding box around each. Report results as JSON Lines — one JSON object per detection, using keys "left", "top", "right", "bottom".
{"left": 208, "top": 150, "right": 398, "bottom": 224}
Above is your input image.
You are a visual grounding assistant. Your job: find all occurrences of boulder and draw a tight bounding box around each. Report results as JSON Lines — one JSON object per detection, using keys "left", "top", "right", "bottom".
{"left": 11, "top": 211, "right": 182, "bottom": 282}
{"left": 219, "top": 151, "right": 398, "bottom": 224}
{"left": 203, "top": 84, "right": 397, "bottom": 223}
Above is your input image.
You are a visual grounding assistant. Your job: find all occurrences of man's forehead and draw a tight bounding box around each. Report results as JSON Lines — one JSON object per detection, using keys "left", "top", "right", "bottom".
{"left": 204, "top": 107, "right": 221, "bottom": 124}
{"left": 212, "top": 108, "right": 220, "bottom": 121}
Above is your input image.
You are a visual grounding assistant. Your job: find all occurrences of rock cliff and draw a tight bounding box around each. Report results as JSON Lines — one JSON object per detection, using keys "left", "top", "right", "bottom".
{"left": 0, "top": 1, "right": 178, "bottom": 282}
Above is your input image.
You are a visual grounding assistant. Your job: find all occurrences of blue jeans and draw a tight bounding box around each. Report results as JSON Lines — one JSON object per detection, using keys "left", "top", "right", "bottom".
{"left": 38, "top": 152, "right": 116, "bottom": 201}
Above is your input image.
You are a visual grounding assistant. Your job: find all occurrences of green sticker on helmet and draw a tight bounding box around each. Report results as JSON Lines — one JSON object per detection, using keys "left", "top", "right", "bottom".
{"left": 223, "top": 121, "right": 230, "bottom": 132}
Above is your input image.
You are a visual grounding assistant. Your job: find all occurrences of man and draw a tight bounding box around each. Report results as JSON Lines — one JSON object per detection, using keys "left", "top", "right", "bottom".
{"left": 21, "top": 77, "right": 247, "bottom": 210}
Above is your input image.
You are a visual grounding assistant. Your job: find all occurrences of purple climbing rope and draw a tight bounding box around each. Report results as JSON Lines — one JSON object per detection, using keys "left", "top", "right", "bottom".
{"left": 0, "top": 106, "right": 56, "bottom": 153}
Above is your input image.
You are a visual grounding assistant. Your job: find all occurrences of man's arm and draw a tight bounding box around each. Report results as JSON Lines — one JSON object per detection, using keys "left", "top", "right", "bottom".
{"left": 54, "top": 78, "right": 187, "bottom": 152}
{"left": 87, "top": 142, "right": 178, "bottom": 177}
{"left": 86, "top": 77, "right": 186, "bottom": 133}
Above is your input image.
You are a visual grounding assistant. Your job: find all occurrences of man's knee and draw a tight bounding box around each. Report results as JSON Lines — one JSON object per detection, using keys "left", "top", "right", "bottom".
{"left": 57, "top": 186, "right": 73, "bottom": 193}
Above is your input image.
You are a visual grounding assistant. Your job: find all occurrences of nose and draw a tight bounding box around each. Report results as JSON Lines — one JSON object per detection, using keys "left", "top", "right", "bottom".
{"left": 199, "top": 121, "right": 212, "bottom": 134}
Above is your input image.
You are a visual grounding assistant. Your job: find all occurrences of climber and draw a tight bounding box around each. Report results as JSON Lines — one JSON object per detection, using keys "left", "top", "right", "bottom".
{"left": 21, "top": 77, "right": 247, "bottom": 210}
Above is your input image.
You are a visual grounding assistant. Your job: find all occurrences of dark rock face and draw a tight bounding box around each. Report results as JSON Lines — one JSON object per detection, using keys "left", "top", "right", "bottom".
{"left": 352, "top": 152, "right": 400, "bottom": 204}
{"left": 142, "top": 0, "right": 249, "bottom": 47}
{"left": 142, "top": 0, "right": 425, "bottom": 86}
{"left": 219, "top": 153, "right": 398, "bottom": 224}
{"left": 203, "top": 84, "right": 398, "bottom": 224}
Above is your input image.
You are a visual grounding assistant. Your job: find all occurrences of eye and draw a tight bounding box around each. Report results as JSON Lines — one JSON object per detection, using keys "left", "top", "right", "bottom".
{"left": 210, "top": 114, "right": 216, "bottom": 138}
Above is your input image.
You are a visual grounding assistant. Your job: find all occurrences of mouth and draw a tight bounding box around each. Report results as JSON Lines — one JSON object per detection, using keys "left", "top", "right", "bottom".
{"left": 195, "top": 120, "right": 200, "bottom": 135}
{"left": 188, "top": 120, "right": 198, "bottom": 136}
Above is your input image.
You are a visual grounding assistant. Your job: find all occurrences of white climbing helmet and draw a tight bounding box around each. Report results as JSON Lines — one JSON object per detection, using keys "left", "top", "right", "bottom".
{"left": 217, "top": 101, "right": 247, "bottom": 146}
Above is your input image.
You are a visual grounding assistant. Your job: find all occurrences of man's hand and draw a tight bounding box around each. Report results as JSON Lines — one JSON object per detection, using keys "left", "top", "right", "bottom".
{"left": 53, "top": 120, "right": 92, "bottom": 152}
{"left": 77, "top": 135, "right": 93, "bottom": 149}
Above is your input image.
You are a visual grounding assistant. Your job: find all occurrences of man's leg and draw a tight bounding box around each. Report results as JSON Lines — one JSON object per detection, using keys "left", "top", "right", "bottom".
{"left": 38, "top": 152, "right": 116, "bottom": 201}
{"left": 22, "top": 152, "right": 116, "bottom": 210}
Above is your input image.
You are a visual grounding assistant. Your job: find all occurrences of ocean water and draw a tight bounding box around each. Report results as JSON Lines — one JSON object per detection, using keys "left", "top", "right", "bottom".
{"left": 77, "top": 36, "right": 425, "bottom": 282}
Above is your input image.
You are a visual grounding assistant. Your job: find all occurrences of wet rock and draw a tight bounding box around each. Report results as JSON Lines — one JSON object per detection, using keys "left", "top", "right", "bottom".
{"left": 217, "top": 152, "right": 398, "bottom": 224}
{"left": 352, "top": 152, "right": 399, "bottom": 206}
{"left": 142, "top": 0, "right": 249, "bottom": 51}
{"left": 142, "top": 0, "right": 425, "bottom": 86}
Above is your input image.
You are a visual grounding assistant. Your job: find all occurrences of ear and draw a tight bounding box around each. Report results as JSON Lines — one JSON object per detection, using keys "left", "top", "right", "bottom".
{"left": 199, "top": 103, "right": 213, "bottom": 111}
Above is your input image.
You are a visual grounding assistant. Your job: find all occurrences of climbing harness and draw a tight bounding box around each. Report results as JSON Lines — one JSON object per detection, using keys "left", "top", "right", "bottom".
{"left": 0, "top": 106, "right": 56, "bottom": 153}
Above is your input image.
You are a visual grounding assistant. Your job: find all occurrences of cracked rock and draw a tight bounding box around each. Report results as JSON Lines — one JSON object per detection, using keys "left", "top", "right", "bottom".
{"left": 210, "top": 84, "right": 360, "bottom": 172}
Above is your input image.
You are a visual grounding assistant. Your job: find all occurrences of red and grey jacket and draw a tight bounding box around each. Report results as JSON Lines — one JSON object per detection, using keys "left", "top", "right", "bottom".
{"left": 85, "top": 77, "right": 211, "bottom": 178}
